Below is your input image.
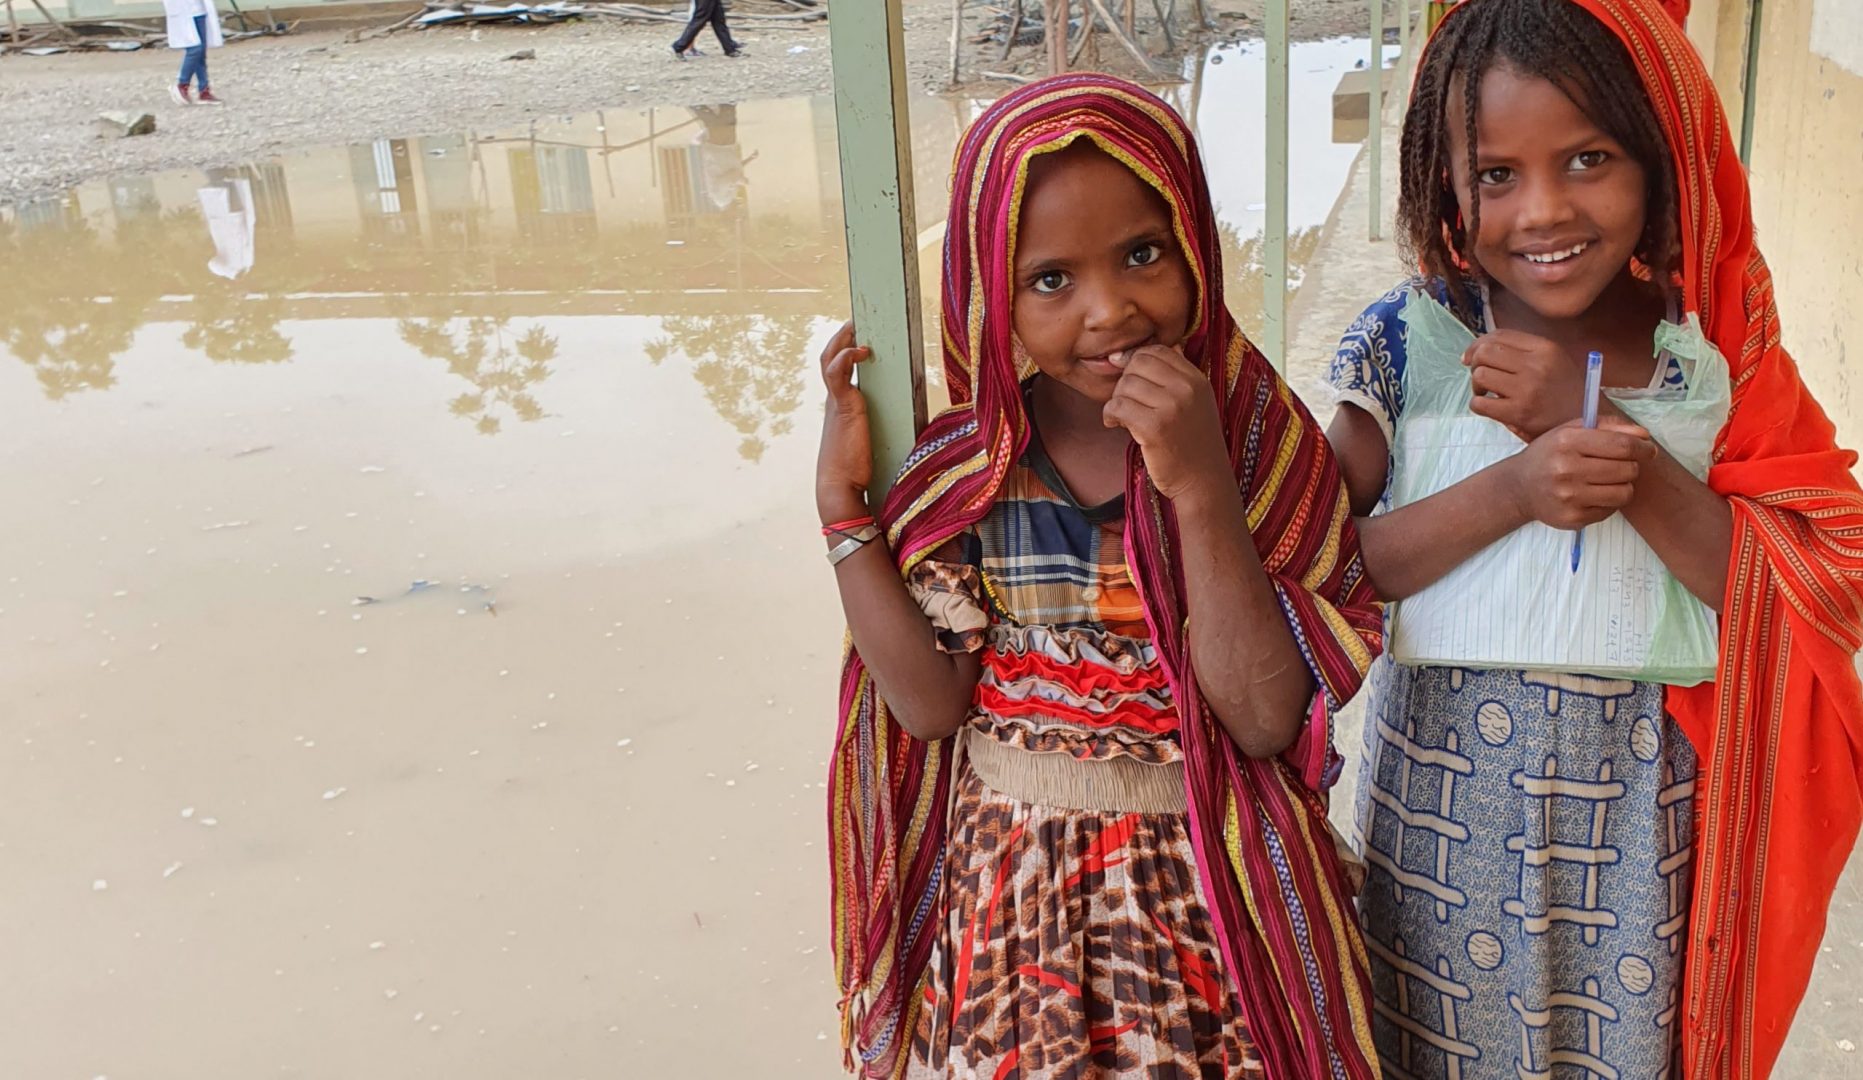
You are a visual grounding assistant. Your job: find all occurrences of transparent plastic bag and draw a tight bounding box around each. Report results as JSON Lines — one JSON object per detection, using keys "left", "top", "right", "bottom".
{"left": 1384, "top": 289, "right": 1726, "bottom": 685}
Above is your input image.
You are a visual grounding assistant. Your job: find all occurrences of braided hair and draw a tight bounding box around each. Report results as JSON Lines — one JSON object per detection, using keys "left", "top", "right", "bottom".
{"left": 1399, "top": 0, "right": 1679, "bottom": 312}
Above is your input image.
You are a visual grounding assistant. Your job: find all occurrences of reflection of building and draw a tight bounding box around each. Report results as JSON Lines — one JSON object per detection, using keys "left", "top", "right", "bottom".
{"left": 0, "top": 98, "right": 863, "bottom": 322}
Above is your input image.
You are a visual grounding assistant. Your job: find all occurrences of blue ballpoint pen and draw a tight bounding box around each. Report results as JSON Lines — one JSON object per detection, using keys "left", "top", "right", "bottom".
{"left": 1572, "top": 351, "right": 1605, "bottom": 573}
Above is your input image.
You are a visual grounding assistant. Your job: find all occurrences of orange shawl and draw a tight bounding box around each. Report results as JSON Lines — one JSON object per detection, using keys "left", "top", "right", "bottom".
{"left": 1558, "top": 2, "right": 1863, "bottom": 1075}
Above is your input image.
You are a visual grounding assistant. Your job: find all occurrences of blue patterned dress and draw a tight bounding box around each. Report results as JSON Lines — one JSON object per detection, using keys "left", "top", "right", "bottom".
{"left": 1330, "top": 281, "right": 1698, "bottom": 1080}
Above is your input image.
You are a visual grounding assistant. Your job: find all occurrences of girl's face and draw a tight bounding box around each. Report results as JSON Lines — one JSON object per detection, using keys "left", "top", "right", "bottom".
{"left": 1011, "top": 145, "right": 1194, "bottom": 404}
{"left": 1447, "top": 63, "right": 1650, "bottom": 322}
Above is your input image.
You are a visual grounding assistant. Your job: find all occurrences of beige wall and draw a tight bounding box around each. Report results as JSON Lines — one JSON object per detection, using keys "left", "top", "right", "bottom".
{"left": 1690, "top": 0, "right": 1863, "bottom": 455}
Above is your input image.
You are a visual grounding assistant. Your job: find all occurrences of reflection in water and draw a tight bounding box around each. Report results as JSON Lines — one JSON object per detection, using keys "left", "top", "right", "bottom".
{"left": 399, "top": 316, "right": 559, "bottom": 435}
{"left": 0, "top": 55, "right": 1383, "bottom": 1080}
{"left": 646, "top": 313, "right": 813, "bottom": 461}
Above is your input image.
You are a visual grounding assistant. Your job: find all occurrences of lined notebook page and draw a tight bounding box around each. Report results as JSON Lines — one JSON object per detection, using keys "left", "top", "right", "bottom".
{"left": 1387, "top": 416, "right": 1710, "bottom": 678}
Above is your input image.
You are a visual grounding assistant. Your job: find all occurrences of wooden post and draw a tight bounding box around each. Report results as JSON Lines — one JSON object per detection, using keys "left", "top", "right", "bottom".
{"left": 828, "top": 0, "right": 928, "bottom": 499}
{"left": 7, "top": 0, "right": 19, "bottom": 45}
{"left": 1046, "top": 0, "right": 1067, "bottom": 75}
{"left": 949, "top": 0, "right": 964, "bottom": 85}
{"left": 1001, "top": 0, "right": 1024, "bottom": 61}
{"left": 1122, "top": 0, "right": 1134, "bottom": 37}
{"left": 1084, "top": 0, "right": 1158, "bottom": 76}
{"left": 1263, "top": 0, "right": 1289, "bottom": 371}
{"left": 26, "top": 0, "right": 80, "bottom": 40}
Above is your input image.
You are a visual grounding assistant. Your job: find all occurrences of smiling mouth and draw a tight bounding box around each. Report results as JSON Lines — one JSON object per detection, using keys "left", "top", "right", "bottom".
{"left": 1520, "top": 242, "right": 1590, "bottom": 265}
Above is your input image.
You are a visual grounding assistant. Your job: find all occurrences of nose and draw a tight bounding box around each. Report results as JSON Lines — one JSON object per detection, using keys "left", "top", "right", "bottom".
{"left": 1514, "top": 171, "right": 1577, "bottom": 234}
{"left": 1079, "top": 273, "right": 1138, "bottom": 335}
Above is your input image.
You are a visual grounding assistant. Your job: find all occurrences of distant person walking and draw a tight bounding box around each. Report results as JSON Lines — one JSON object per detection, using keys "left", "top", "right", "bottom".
{"left": 671, "top": 0, "right": 744, "bottom": 60}
{"left": 164, "top": 0, "right": 225, "bottom": 105}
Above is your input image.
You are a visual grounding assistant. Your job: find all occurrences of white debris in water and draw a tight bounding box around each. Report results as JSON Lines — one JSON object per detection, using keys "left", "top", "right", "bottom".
{"left": 384, "top": 989, "right": 399, "bottom": 1000}
{"left": 163, "top": 862, "right": 183, "bottom": 879}
{"left": 368, "top": 941, "right": 385, "bottom": 951}
{"left": 360, "top": 466, "right": 386, "bottom": 474}
{"left": 323, "top": 788, "right": 347, "bottom": 801}
{"left": 725, "top": 780, "right": 736, "bottom": 788}
{"left": 616, "top": 739, "right": 632, "bottom": 748}
{"left": 200, "top": 521, "right": 252, "bottom": 532}
{"left": 180, "top": 807, "right": 195, "bottom": 819}
{"left": 92, "top": 879, "right": 108, "bottom": 892}
{"left": 355, "top": 647, "right": 369, "bottom": 655}
{"left": 1837, "top": 1038, "right": 1856, "bottom": 1053}
{"left": 745, "top": 763, "right": 760, "bottom": 773}
{"left": 112, "top": 590, "right": 129, "bottom": 598}
{"left": 201, "top": 818, "right": 218, "bottom": 827}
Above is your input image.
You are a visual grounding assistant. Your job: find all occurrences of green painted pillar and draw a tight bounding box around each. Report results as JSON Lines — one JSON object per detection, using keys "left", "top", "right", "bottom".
{"left": 1263, "top": 0, "right": 1290, "bottom": 373}
{"left": 828, "top": 0, "right": 929, "bottom": 501}
{"left": 1370, "top": 0, "right": 1384, "bottom": 242}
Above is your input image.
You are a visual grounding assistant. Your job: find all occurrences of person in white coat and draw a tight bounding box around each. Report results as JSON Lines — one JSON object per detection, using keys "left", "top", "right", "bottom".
{"left": 164, "top": 0, "right": 225, "bottom": 106}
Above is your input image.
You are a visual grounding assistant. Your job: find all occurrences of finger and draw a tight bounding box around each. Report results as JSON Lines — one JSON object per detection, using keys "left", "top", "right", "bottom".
{"left": 1596, "top": 414, "right": 1652, "bottom": 441}
{"left": 1572, "top": 456, "right": 1641, "bottom": 486}
{"left": 1576, "top": 429, "right": 1657, "bottom": 461}
{"left": 1463, "top": 337, "right": 1524, "bottom": 373}
{"left": 1111, "top": 369, "right": 1176, "bottom": 407}
{"left": 822, "top": 321, "right": 856, "bottom": 368}
{"left": 1573, "top": 482, "right": 1637, "bottom": 510}
{"left": 1468, "top": 393, "right": 1523, "bottom": 426}
{"left": 1468, "top": 365, "right": 1516, "bottom": 399}
{"left": 823, "top": 346, "right": 871, "bottom": 396}
{"left": 1123, "top": 344, "right": 1199, "bottom": 376}
{"left": 1109, "top": 348, "right": 1186, "bottom": 392}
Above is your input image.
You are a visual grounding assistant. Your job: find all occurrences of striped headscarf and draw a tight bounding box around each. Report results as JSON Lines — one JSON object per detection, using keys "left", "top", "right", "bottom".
{"left": 828, "top": 74, "right": 1385, "bottom": 1079}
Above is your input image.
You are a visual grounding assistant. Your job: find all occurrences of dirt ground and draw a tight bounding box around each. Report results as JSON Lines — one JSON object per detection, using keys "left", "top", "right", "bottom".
{"left": 0, "top": 0, "right": 1381, "bottom": 201}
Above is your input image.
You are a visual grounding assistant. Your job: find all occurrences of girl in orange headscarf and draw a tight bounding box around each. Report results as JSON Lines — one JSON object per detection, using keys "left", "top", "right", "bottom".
{"left": 1326, "top": 0, "right": 1862, "bottom": 1076}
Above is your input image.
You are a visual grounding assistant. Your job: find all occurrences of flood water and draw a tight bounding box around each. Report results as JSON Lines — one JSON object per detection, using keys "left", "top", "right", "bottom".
{"left": 0, "top": 42, "right": 1373, "bottom": 1079}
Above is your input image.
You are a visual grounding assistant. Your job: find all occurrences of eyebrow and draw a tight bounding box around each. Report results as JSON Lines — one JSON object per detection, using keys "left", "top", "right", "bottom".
{"left": 1474, "top": 129, "right": 1618, "bottom": 164}
{"left": 1014, "top": 225, "right": 1176, "bottom": 276}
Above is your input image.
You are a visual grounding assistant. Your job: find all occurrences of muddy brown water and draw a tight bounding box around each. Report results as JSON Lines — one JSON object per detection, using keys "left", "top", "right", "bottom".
{"left": 0, "top": 41, "right": 1375, "bottom": 1078}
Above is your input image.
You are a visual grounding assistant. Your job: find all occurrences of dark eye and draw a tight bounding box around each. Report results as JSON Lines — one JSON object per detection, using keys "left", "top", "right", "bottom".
{"left": 1031, "top": 270, "right": 1070, "bottom": 295}
{"left": 1571, "top": 150, "right": 1609, "bottom": 171}
{"left": 1477, "top": 166, "right": 1514, "bottom": 186}
{"left": 1127, "top": 243, "right": 1164, "bottom": 268}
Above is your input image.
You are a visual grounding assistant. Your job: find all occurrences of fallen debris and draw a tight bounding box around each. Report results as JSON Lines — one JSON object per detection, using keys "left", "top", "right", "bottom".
{"left": 95, "top": 110, "right": 156, "bottom": 138}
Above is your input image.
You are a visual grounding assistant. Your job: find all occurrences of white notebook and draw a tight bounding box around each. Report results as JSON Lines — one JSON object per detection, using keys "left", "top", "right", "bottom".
{"left": 1386, "top": 415, "right": 1718, "bottom": 684}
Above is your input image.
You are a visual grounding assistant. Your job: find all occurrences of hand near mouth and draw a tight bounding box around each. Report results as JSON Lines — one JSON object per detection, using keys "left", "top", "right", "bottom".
{"left": 1101, "top": 344, "right": 1232, "bottom": 504}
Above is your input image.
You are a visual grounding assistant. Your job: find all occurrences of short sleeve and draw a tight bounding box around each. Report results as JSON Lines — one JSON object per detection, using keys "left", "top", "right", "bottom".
{"left": 906, "top": 538, "right": 988, "bottom": 655}
{"left": 1327, "top": 283, "right": 1415, "bottom": 450}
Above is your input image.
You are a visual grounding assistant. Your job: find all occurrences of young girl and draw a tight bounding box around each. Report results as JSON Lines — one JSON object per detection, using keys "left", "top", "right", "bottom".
{"left": 1327, "top": 1, "right": 1863, "bottom": 1076}
{"left": 819, "top": 76, "right": 1383, "bottom": 1078}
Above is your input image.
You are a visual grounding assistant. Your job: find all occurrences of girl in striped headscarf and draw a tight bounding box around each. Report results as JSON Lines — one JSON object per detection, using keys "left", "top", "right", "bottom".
{"left": 817, "top": 75, "right": 1384, "bottom": 1079}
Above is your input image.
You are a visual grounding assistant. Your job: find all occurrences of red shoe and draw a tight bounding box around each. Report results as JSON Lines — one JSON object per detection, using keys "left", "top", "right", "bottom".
{"left": 196, "top": 89, "right": 225, "bottom": 106}
{"left": 169, "top": 83, "right": 192, "bottom": 105}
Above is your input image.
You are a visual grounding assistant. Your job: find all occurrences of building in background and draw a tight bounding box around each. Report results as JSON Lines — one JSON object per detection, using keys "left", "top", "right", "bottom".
{"left": 1687, "top": 1, "right": 1863, "bottom": 456}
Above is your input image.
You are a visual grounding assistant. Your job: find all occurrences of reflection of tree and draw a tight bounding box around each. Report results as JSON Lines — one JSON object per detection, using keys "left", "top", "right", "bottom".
{"left": 182, "top": 279, "right": 294, "bottom": 365}
{"left": 396, "top": 316, "right": 558, "bottom": 435}
{"left": 0, "top": 207, "right": 163, "bottom": 399}
{"left": 644, "top": 313, "right": 815, "bottom": 462}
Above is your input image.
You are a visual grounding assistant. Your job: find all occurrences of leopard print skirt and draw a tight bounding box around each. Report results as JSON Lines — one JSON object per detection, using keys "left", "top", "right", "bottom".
{"left": 907, "top": 762, "right": 1265, "bottom": 1079}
